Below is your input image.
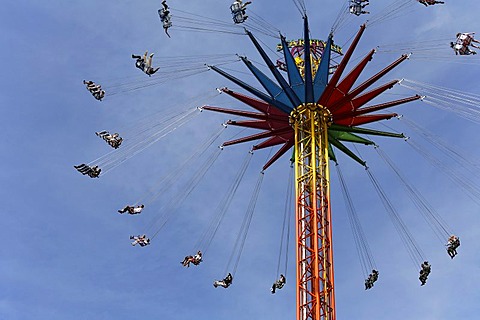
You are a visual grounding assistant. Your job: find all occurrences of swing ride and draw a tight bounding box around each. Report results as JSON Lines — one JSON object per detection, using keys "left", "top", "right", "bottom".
{"left": 74, "top": 0, "right": 480, "bottom": 319}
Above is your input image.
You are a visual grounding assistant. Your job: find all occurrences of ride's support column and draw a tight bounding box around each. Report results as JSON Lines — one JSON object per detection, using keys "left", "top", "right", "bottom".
{"left": 292, "top": 103, "right": 335, "bottom": 320}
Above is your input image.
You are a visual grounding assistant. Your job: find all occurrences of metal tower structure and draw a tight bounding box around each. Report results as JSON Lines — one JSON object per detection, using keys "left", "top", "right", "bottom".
{"left": 203, "top": 17, "right": 420, "bottom": 320}
{"left": 292, "top": 102, "right": 335, "bottom": 319}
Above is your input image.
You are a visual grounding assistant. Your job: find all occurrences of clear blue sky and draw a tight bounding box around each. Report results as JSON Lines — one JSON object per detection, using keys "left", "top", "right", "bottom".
{"left": 1, "top": 1, "right": 479, "bottom": 319}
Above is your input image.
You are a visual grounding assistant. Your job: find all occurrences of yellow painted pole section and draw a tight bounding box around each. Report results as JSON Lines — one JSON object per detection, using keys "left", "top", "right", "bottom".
{"left": 294, "top": 114, "right": 301, "bottom": 320}
{"left": 309, "top": 107, "right": 321, "bottom": 320}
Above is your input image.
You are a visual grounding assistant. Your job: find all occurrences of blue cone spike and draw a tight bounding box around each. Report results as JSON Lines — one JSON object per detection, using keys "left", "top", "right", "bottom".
{"left": 240, "top": 57, "right": 294, "bottom": 108}
{"left": 313, "top": 34, "right": 332, "bottom": 102}
{"left": 209, "top": 65, "right": 292, "bottom": 114}
{"left": 281, "top": 35, "right": 305, "bottom": 102}
{"left": 245, "top": 30, "right": 302, "bottom": 107}
{"left": 303, "top": 16, "right": 314, "bottom": 103}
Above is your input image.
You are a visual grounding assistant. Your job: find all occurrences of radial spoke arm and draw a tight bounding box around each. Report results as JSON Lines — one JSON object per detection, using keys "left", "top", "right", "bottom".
{"left": 335, "top": 95, "right": 421, "bottom": 120}
{"left": 329, "top": 130, "right": 374, "bottom": 144}
{"left": 222, "top": 126, "right": 292, "bottom": 146}
{"left": 330, "top": 124, "right": 405, "bottom": 138}
{"left": 335, "top": 113, "right": 398, "bottom": 126}
{"left": 328, "top": 136, "right": 367, "bottom": 166}
{"left": 240, "top": 57, "right": 294, "bottom": 108}
{"left": 260, "top": 139, "right": 294, "bottom": 170}
{"left": 313, "top": 34, "right": 333, "bottom": 101}
{"left": 227, "top": 119, "right": 288, "bottom": 130}
{"left": 328, "top": 143, "right": 338, "bottom": 163}
{"left": 334, "top": 80, "right": 399, "bottom": 114}
{"left": 324, "top": 49, "right": 376, "bottom": 107}
{"left": 303, "top": 16, "right": 314, "bottom": 103}
{"left": 253, "top": 133, "right": 293, "bottom": 149}
{"left": 209, "top": 65, "right": 293, "bottom": 113}
{"left": 319, "top": 24, "right": 367, "bottom": 105}
{"left": 245, "top": 30, "right": 302, "bottom": 107}
{"left": 281, "top": 35, "right": 305, "bottom": 101}
{"left": 221, "top": 88, "right": 288, "bottom": 117}
{"left": 202, "top": 105, "right": 267, "bottom": 120}
{"left": 328, "top": 55, "right": 408, "bottom": 113}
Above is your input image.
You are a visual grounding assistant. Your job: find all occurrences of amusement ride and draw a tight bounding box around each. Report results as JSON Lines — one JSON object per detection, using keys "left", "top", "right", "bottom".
{"left": 75, "top": 1, "right": 479, "bottom": 319}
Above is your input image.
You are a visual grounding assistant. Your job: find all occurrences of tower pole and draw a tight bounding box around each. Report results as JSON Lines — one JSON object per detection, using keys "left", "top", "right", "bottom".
{"left": 293, "top": 103, "right": 335, "bottom": 320}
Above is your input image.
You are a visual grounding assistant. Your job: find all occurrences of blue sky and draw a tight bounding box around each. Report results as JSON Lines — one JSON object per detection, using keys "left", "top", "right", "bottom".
{"left": 1, "top": 1, "right": 480, "bottom": 319}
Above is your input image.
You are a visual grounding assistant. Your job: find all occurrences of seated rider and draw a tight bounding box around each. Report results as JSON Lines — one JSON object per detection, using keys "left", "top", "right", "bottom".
{"left": 88, "top": 165, "right": 101, "bottom": 178}
{"left": 349, "top": 0, "right": 370, "bottom": 16}
{"left": 96, "top": 131, "right": 123, "bottom": 148}
{"left": 181, "top": 251, "right": 203, "bottom": 267}
{"left": 130, "top": 234, "right": 150, "bottom": 247}
{"left": 418, "top": 0, "right": 444, "bottom": 6}
{"left": 74, "top": 164, "right": 101, "bottom": 178}
{"left": 456, "top": 32, "right": 480, "bottom": 49}
{"left": 419, "top": 261, "right": 431, "bottom": 286}
{"left": 271, "top": 274, "right": 286, "bottom": 294}
{"left": 83, "top": 80, "right": 105, "bottom": 101}
{"left": 93, "top": 89, "right": 105, "bottom": 101}
{"left": 104, "top": 133, "right": 122, "bottom": 148}
{"left": 450, "top": 41, "right": 477, "bottom": 55}
{"left": 84, "top": 80, "right": 97, "bottom": 91}
{"left": 231, "top": 0, "right": 252, "bottom": 24}
{"left": 364, "top": 269, "right": 379, "bottom": 290}
{"left": 193, "top": 250, "right": 203, "bottom": 265}
{"left": 129, "top": 205, "right": 144, "bottom": 214}
{"left": 118, "top": 204, "right": 144, "bottom": 215}
{"left": 132, "top": 51, "right": 160, "bottom": 76}
{"left": 158, "top": 0, "right": 172, "bottom": 37}
{"left": 446, "top": 235, "right": 460, "bottom": 258}
{"left": 109, "top": 136, "right": 123, "bottom": 148}
{"left": 213, "top": 273, "right": 233, "bottom": 288}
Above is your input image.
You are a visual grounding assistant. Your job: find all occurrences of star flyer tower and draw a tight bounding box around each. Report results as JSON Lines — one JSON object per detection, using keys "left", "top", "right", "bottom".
{"left": 204, "top": 18, "right": 419, "bottom": 320}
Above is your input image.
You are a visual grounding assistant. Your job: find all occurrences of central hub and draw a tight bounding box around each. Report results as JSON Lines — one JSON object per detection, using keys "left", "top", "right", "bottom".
{"left": 289, "top": 103, "right": 333, "bottom": 127}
